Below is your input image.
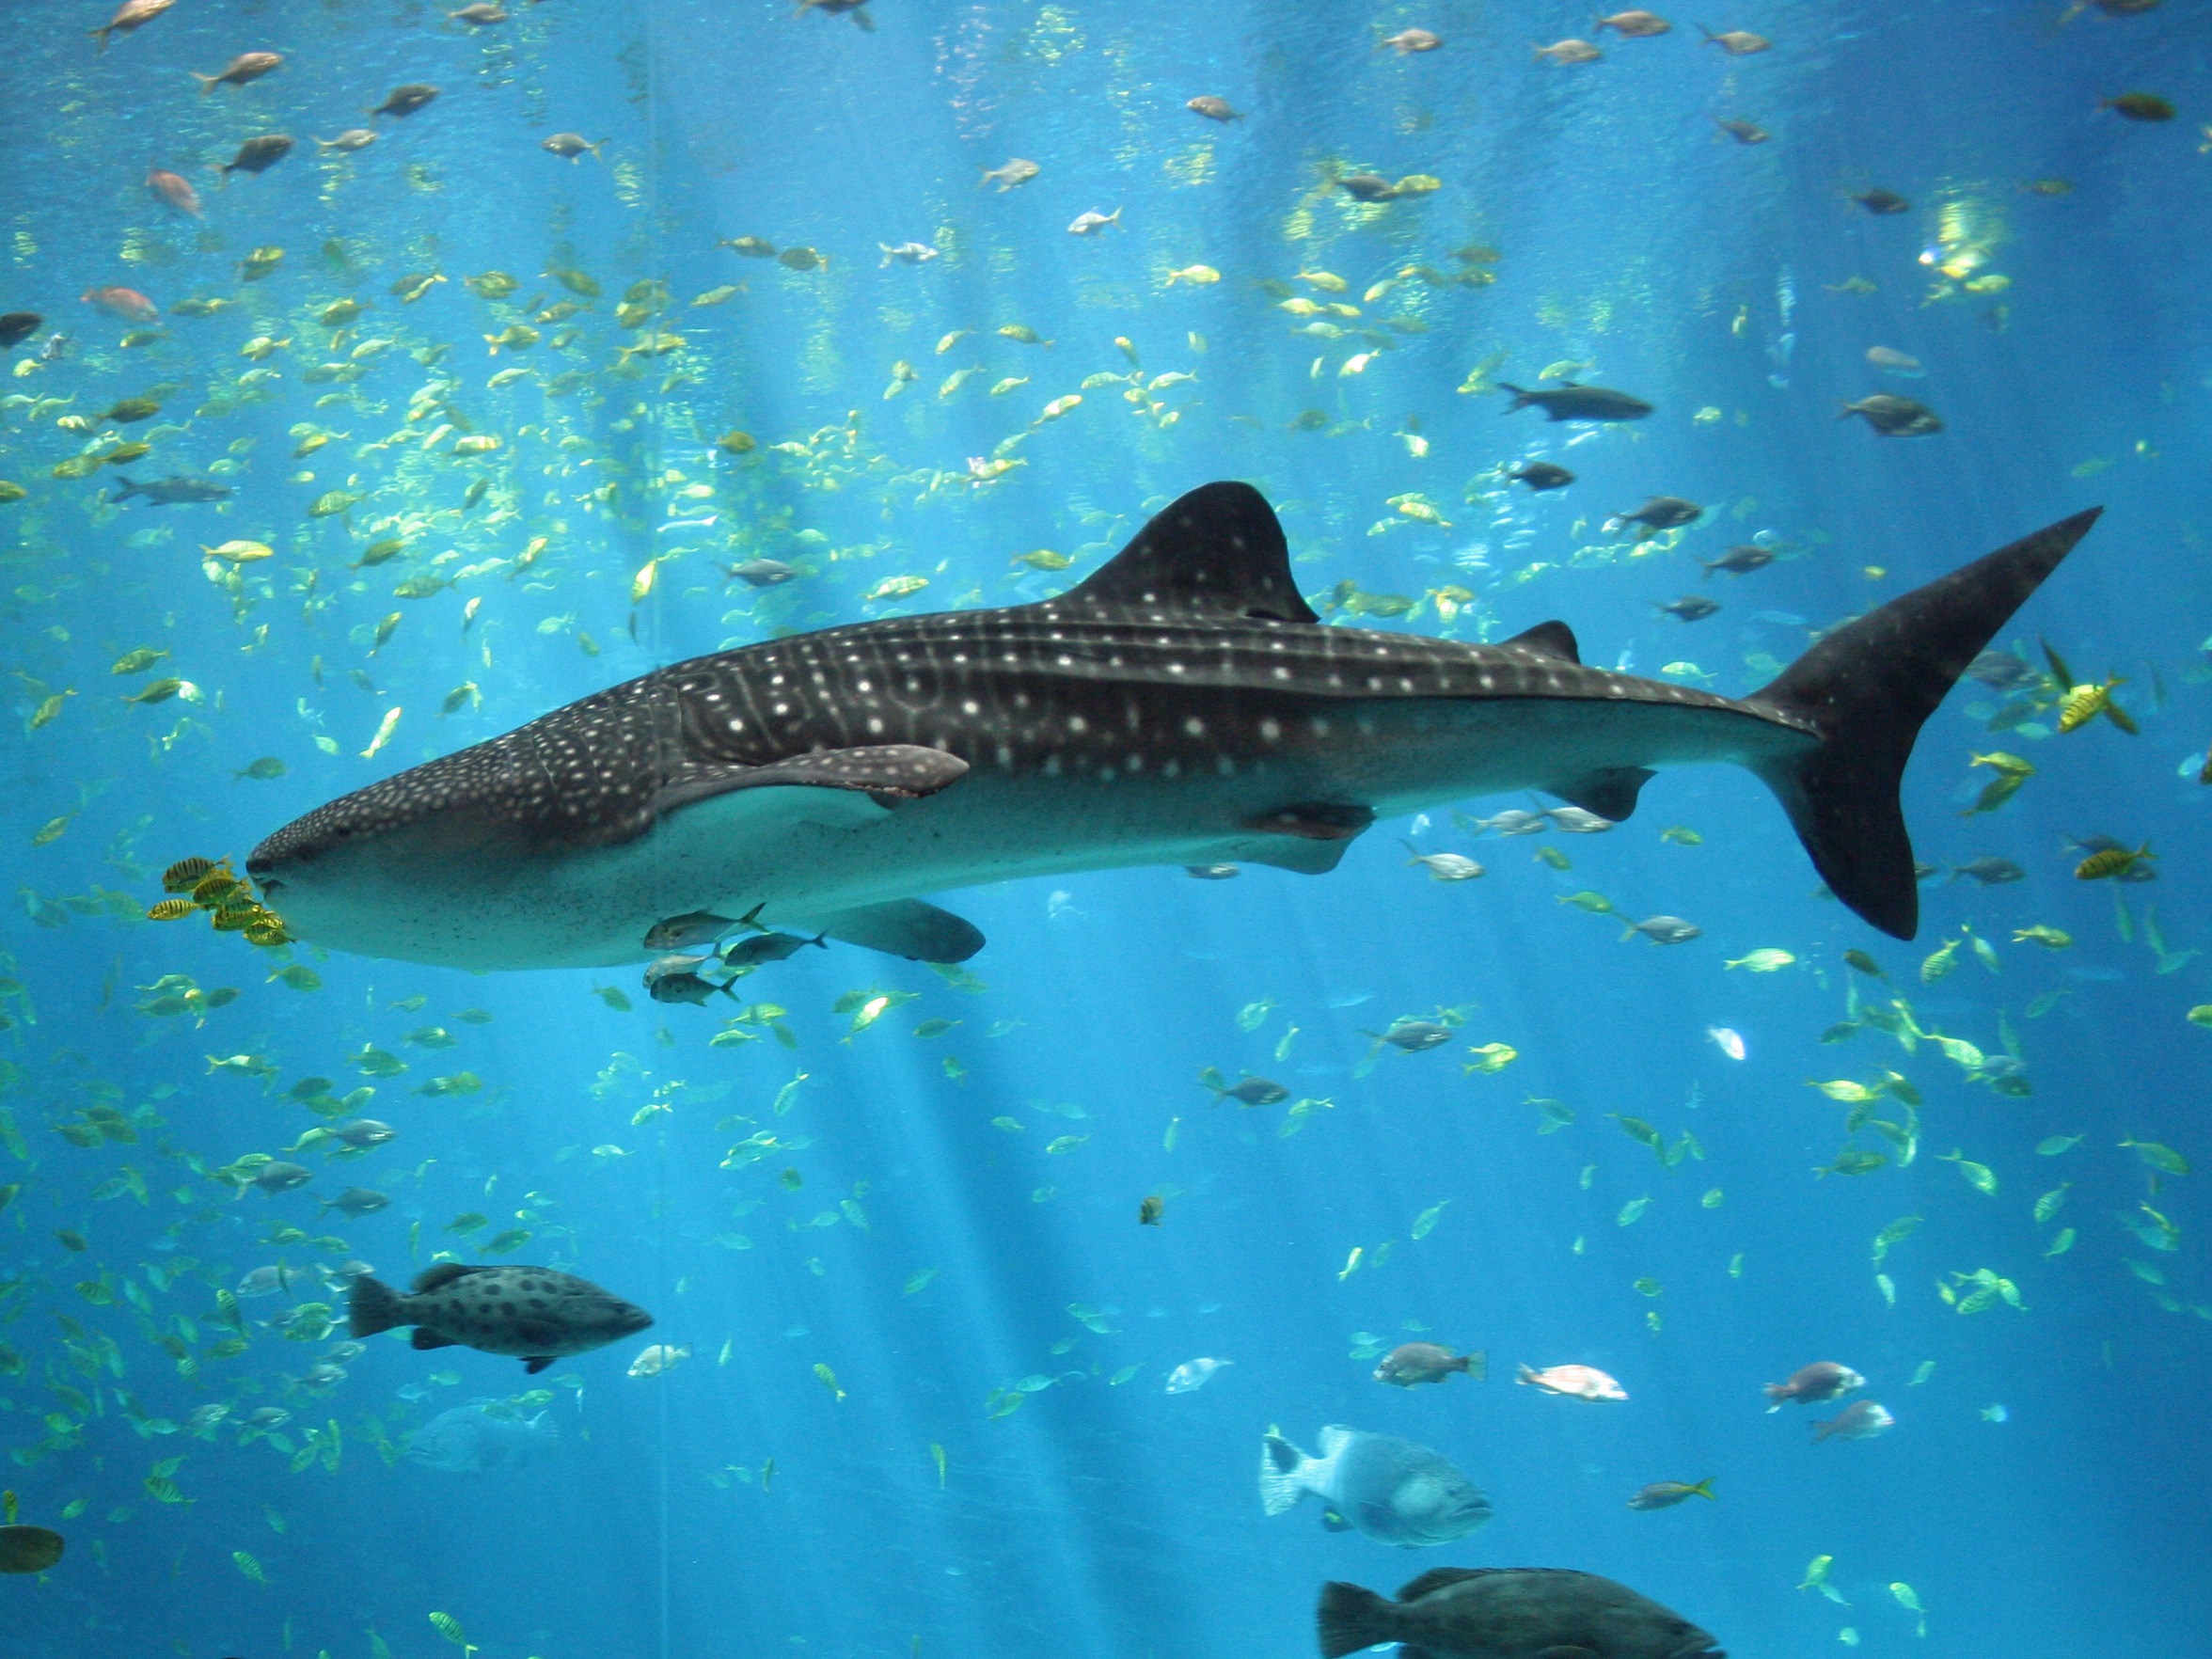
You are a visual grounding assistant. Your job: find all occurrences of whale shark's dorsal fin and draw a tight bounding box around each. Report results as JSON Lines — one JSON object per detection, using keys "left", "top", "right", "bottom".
{"left": 1067, "top": 481, "right": 1318, "bottom": 624}
{"left": 1500, "top": 620, "right": 1580, "bottom": 661}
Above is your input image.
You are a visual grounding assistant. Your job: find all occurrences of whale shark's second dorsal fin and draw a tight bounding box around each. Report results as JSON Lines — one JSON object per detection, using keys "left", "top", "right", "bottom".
{"left": 1067, "top": 481, "right": 1318, "bottom": 624}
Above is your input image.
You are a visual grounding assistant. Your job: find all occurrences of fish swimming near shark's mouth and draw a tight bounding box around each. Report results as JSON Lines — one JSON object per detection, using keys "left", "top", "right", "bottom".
{"left": 247, "top": 481, "right": 2100, "bottom": 972}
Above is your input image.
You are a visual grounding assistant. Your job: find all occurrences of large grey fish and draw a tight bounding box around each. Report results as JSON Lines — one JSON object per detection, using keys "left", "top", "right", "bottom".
{"left": 1499, "top": 382, "right": 1654, "bottom": 421}
{"left": 109, "top": 473, "right": 232, "bottom": 506}
{"left": 1319, "top": 1566, "right": 1723, "bottom": 1659}
{"left": 0, "top": 1523, "right": 65, "bottom": 1574}
{"left": 349, "top": 1264, "right": 652, "bottom": 1373}
{"left": 406, "top": 1398, "right": 561, "bottom": 1473}
{"left": 1261, "top": 1425, "right": 1493, "bottom": 1546}
{"left": 247, "top": 482, "right": 2099, "bottom": 972}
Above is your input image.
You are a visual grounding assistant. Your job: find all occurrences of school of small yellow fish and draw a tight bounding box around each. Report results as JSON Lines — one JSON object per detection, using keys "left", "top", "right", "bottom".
{"left": 0, "top": 2, "right": 2201, "bottom": 1655}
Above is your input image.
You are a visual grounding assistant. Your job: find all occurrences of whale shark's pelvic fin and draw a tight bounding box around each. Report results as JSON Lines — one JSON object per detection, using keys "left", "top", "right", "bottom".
{"left": 1746, "top": 507, "right": 2101, "bottom": 940}
{"left": 1068, "top": 481, "right": 1318, "bottom": 623}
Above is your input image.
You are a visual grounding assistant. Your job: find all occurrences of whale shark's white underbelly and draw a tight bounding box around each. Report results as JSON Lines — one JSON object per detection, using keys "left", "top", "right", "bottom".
{"left": 287, "top": 695, "right": 1808, "bottom": 971}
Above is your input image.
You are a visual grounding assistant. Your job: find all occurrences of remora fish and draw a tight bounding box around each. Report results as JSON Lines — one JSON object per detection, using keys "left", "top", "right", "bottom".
{"left": 248, "top": 482, "right": 2101, "bottom": 970}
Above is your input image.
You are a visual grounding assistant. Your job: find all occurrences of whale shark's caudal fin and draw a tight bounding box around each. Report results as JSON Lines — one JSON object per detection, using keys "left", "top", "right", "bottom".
{"left": 1745, "top": 508, "right": 2102, "bottom": 940}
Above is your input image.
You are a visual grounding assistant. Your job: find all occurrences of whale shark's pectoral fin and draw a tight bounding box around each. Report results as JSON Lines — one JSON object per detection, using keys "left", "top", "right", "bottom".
{"left": 1544, "top": 766, "right": 1654, "bottom": 822}
{"left": 654, "top": 744, "right": 970, "bottom": 821}
{"left": 797, "top": 898, "right": 985, "bottom": 963}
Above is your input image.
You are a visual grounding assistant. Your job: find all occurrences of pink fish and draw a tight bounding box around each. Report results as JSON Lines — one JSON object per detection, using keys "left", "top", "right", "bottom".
{"left": 146, "top": 168, "right": 201, "bottom": 217}
{"left": 82, "top": 285, "right": 158, "bottom": 323}
{"left": 1516, "top": 1362, "right": 1629, "bottom": 1402}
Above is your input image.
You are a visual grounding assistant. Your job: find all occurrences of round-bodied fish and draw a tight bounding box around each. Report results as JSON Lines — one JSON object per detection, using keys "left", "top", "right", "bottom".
{"left": 406, "top": 1398, "right": 561, "bottom": 1473}
{"left": 1260, "top": 1426, "right": 1493, "bottom": 1546}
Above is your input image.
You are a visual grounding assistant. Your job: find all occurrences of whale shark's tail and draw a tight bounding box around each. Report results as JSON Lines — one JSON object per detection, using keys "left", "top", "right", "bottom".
{"left": 1744, "top": 508, "right": 2101, "bottom": 940}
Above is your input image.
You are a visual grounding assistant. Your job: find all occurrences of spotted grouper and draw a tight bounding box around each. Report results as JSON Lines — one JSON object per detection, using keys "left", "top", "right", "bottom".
{"left": 1319, "top": 1567, "right": 1724, "bottom": 1659}
{"left": 349, "top": 1263, "right": 653, "bottom": 1373}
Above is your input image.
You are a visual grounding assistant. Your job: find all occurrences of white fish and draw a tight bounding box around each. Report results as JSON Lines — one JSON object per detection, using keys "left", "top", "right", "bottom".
{"left": 1067, "top": 208, "right": 1121, "bottom": 235}
{"left": 1405, "top": 845, "right": 1484, "bottom": 881}
{"left": 1165, "top": 1356, "right": 1231, "bottom": 1394}
{"left": 1707, "top": 1026, "right": 1746, "bottom": 1061}
{"left": 627, "top": 1342, "right": 691, "bottom": 1379}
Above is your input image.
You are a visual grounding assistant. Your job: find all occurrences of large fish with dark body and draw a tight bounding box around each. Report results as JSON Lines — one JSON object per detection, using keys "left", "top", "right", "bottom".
{"left": 1261, "top": 1425, "right": 1493, "bottom": 1546}
{"left": 248, "top": 482, "right": 2099, "bottom": 971}
{"left": 1319, "top": 1567, "right": 1722, "bottom": 1659}
{"left": 349, "top": 1263, "right": 652, "bottom": 1373}
{"left": 1499, "top": 382, "right": 1654, "bottom": 421}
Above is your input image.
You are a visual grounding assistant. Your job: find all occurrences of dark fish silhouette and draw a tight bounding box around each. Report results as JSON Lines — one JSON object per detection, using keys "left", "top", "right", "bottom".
{"left": 1319, "top": 1567, "right": 1722, "bottom": 1659}
{"left": 109, "top": 474, "right": 232, "bottom": 505}
{"left": 1500, "top": 382, "right": 1654, "bottom": 421}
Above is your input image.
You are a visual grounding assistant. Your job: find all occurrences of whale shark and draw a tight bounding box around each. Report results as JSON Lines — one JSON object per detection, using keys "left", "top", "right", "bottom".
{"left": 247, "top": 482, "right": 2099, "bottom": 971}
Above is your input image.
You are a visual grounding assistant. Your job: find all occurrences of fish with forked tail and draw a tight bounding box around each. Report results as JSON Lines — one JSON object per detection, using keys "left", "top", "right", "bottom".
{"left": 1499, "top": 382, "right": 1653, "bottom": 421}
{"left": 349, "top": 1263, "right": 652, "bottom": 1372}
{"left": 109, "top": 474, "right": 231, "bottom": 506}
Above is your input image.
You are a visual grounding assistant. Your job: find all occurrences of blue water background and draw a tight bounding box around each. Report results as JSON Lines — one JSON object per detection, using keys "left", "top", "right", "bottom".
{"left": 2, "top": 2, "right": 2207, "bottom": 1656}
